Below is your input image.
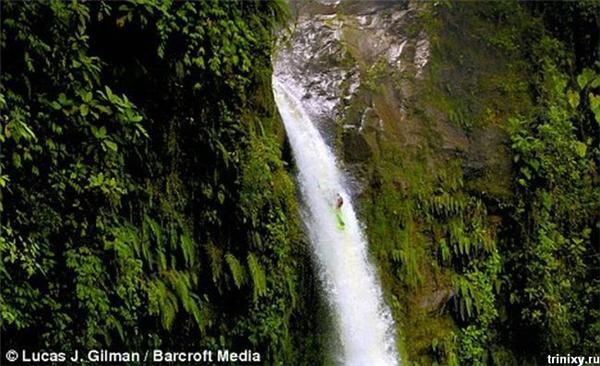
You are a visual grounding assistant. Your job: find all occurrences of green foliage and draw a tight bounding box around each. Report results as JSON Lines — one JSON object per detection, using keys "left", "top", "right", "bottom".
{"left": 506, "top": 38, "right": 599, "bottom": 354}
{"left": 247, "top": 253, "right": 268, "bottom": 301}
{"left": 0, "top": 1, "right": 320, "bottom": 363}
{"left": 362, "top": 142, "right": 503, "bottom": 364}
{"left": 225, "top": 253, "right": 247, "bottom": 289}
{"left": 423, "top": 163, "right": 502, "bottom": 366}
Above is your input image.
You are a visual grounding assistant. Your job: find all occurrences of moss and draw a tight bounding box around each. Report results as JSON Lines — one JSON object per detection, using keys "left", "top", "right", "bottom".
{"left": 418, "top": 2, "right": 534, "bottom": 135}
{"left": 357, "top": 140, "right": 450, "bottom": 364}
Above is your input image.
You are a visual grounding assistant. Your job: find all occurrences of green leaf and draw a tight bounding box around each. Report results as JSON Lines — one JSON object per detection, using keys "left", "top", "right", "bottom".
{"left": 80, "top": 104, "right": 89, "bottom": 116}
{"left": 589, "top": 93, "right": 600, "bottom": 124}
{"left": 104, "top": 86, "right": 116, "bottom": 103}
{"left": 573, "top": 141, "right": 587, "bottom": 158}
{"left": 58, "top": 93, "right": 68, "bottom": 105}
{"left": 12, "top": 153, "right": 21, "bottom": 168}
{"left": 103, "top": 140, "right": 118, "bottom": 152}
{"left": 225, "top": 253, "right": 246, "bottom": 289}
{"left": 82, "top": 91, "right": 93, "bottom": 103}
{"left": 567, "top": 89, "right": 579, "bottom": 109}
{"left": 577, "top": 68, "right": 595, "bottom": 89}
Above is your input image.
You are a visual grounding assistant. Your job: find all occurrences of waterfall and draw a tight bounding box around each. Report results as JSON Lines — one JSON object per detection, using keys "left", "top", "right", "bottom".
{"left": 273, "top": 78, "right": 399, "bottom": 366}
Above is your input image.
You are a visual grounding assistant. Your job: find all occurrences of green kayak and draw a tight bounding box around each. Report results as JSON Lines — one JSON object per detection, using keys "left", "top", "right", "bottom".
{"left": 335, "top": 209, "right": 345, "bottom": 230}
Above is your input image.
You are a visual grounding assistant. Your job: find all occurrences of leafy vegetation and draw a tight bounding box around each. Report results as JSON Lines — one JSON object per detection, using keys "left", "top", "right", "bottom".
{"left": 505, "top": 41, "right": 599, "bottom": 359}
{"left": 0, "top": 1, "right": 324, "bottom": 363}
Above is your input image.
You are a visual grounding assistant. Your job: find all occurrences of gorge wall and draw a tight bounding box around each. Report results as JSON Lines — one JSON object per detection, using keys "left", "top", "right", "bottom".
{"left": 275, "top": 0, "right": 598, "bottom": 364}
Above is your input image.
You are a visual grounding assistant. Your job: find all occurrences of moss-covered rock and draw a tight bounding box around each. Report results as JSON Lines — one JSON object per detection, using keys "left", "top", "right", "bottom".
{"left": 276, "top": 1, "right": 543, "bottom": 364}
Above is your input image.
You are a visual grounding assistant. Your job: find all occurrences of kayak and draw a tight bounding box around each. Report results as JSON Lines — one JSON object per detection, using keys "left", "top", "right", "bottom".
{"left": 335, "top": 209, "right": 345, "bottom": 230}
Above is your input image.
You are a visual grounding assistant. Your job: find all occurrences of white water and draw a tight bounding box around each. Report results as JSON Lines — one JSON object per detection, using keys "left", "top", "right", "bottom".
{"left": 273, "top": 79, "right": 399, "bottom": 366}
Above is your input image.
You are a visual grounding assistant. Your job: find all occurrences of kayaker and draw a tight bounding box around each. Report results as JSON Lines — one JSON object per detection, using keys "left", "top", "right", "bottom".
{"left": 336, "top": 194, "right": 344, "bottom": 209}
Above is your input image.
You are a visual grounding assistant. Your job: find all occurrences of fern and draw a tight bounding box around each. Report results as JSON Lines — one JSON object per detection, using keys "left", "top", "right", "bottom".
{"left": 197, "top": 294, "right": 214, "bottom": 331}
{"left": 225, "top": 253, "right": 247, "bottom": 289}
{"left": 164, "top": 271, "right": 191, "bottom": 311}
{"left": 148, "top": 278, "right": 178, "bottom": 330}
{"left": 247, "top": 252, "right": 267, "bottom": 300}
{"left": 180, "top": 232, "right": 195, "bottom": 266}
{"left": 158, "top": 249, "right": 167, "bottom": 271}
{"left": 145, "top": 215, "right": 163, "bottom": 246}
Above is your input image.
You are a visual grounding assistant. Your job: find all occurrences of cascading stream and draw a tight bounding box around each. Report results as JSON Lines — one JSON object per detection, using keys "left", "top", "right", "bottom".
{"left": 273, "top": 78, "right": 399, "bottom": 366}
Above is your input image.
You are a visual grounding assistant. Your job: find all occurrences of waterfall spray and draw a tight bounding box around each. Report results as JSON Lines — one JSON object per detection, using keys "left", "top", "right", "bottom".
{"left": 273, "top": 78, "right": 399, "bottom": 366}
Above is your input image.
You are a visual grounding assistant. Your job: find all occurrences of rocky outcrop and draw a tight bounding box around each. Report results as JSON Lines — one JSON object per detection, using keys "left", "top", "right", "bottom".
{"left": 276, "top": 1, "right": 516, "bottom": 198}
{"left": 275, "top": 0, "right": 429, "bottom": 145}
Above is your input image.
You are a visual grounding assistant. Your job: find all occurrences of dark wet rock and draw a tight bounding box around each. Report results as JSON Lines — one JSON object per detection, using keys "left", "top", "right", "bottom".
{"left": 343, "top": 129, "right": 373, "bottom": 163}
